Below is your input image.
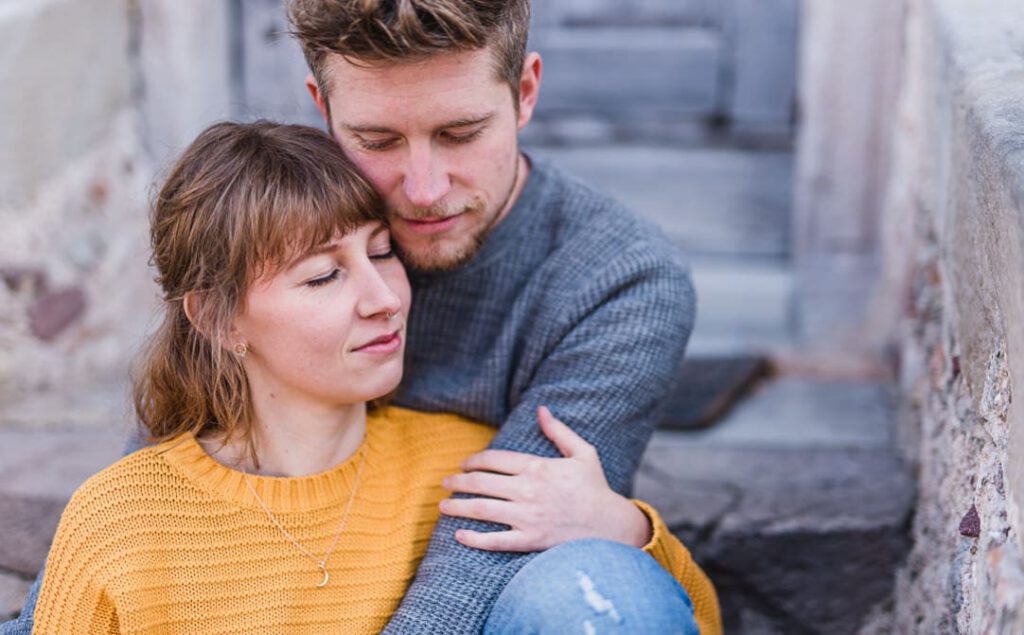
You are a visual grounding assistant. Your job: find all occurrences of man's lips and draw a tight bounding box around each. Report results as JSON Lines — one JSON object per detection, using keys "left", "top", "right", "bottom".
{"left": 353, "top": 330, "right": 402, "bottom": 354}
{"left": 397, "top": 213, "right": 462, "bottom": 235}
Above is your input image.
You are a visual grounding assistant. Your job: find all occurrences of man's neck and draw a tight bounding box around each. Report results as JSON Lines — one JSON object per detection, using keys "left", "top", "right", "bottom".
{"left": 490, "top": 152, "right": 532, "bottom": 230}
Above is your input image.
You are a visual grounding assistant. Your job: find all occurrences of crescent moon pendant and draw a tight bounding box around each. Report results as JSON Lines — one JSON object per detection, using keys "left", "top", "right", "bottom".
{"left": 317, "top": 563, "right": 330, "bottom": 588}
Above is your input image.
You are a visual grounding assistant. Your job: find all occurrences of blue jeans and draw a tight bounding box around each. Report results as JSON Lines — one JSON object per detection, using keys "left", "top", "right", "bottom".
{"left": 484, "top": 539, "right": 699, "bottom": 635}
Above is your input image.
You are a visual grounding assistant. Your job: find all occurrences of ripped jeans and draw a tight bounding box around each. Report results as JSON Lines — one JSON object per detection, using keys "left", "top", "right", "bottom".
{"left": 484, "top": 539, "right": 700, "bottom": 635}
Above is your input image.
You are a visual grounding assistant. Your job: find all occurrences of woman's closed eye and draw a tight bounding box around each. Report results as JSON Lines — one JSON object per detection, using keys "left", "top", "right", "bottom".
{"left": 369, "top": 247, "right": 397, "bottom": 261}
{"left": 306, "top": 269, "right": 340, "bottom": 288}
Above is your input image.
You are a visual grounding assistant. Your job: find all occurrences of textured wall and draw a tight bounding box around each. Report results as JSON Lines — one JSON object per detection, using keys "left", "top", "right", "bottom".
{"left": 0, "top": 0, "right": 151, "bottom": 424}
{"left": 0, "top": 0, "right": 234, "bottom": 426}
{"left": 878, "top": 0, "right": 1024, "bottom": 631}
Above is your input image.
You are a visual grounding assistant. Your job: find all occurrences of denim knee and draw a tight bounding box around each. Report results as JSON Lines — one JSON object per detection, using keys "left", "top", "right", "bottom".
{"left": 484, "top": 539, "right": 699, "bottom": 635}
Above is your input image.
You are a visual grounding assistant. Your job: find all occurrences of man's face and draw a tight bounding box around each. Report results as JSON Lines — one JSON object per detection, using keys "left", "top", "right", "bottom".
{"left": 310, "top": 48, "right": 540, "bottom": 272}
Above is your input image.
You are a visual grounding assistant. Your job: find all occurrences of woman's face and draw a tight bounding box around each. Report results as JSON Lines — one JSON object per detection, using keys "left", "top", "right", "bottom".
{"left": 233, "top": 221, "right": 410, "bottom": 408}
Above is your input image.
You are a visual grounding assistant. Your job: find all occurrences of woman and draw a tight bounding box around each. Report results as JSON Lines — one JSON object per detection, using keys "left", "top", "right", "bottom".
{"left": 30, "top": 121, "right": 720, "bottom": 634}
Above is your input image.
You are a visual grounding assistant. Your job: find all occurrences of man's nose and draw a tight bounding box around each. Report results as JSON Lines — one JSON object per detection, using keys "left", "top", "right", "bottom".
{"left": 403, "top": 143, "right": 451, "bottom": 209}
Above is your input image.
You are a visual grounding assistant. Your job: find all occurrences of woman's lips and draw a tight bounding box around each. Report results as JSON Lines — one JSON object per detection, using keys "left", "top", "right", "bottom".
{"left": 353, "top": 331, "right": 402, "bottom": 354}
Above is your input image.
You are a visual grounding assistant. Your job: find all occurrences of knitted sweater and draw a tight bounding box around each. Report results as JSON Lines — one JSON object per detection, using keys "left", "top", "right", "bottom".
{"left": 388, "top": 157, "right": 698, "bottom": 632}
{"left": 32, "top": 407, "right": 720, "bottom": 635}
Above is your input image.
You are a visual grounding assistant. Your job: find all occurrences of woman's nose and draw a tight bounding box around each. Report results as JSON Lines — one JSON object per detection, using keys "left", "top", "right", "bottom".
{"left": 357, "top": 264, "right": 404, "bottom": 319}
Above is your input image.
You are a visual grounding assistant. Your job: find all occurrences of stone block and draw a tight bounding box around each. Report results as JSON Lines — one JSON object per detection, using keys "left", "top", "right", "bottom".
{"left": 658, "top": 355, "right": 770, "bottom": 430}
{"left": 27, "top": 287, "right": 86, "bottom": 342}
{"left": 688, "top": 262, "right": 795, "bottom": 353}
{"left": 529, "top": 27, "right": 720, "bottom": 116}
{"left": 640, "top": 378, "right": 913, "bottom": 633}
{"left": 138, "top": 0, "right": 234, "bottom": 163}
{"left": 661, "top": 378, "right": 895, "bottom": 451}
{"left": 0, "top": 0, "right": 131, "bottom": 206}
{"left": 0, "top": 425, "right": 125, "bottom": 500}
{"left": 531, "top": 0, "right": 717, "bottom": 28}
{"left": 238, "top": 0, "right": 324, "bottom": 128}
{"left": 0, "top": 492, "right": 64, "bottom": 577}
{"left": 640, "top": 443, "right": 913, "bottom": 634}
{"left": 724, "top": 0, "right": 798, "bottom": 133}
{"left": 0, "top": 572, "right": 32, "bottom": 622}
{"left": 527, "top": 146, "right": 793, "bottom": 258}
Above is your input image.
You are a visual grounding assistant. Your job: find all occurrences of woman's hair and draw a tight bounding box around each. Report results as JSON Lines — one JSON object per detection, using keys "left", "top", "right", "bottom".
{"left": 134, "top": 120, "right": 386, "bottom": 447}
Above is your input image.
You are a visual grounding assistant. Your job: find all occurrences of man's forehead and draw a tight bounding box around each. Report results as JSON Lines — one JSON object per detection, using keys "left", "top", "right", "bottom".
{"left": 323, "top": 48, "right": 505, "bottom": 99}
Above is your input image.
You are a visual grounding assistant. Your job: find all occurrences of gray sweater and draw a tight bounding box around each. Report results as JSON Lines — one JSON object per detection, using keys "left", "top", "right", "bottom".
{"left": 383, "top": 157, "right": 696, "bottom": 633}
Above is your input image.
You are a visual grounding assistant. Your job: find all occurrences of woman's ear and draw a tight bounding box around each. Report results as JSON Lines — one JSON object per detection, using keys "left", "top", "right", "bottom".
{"left": 183, "top": 291, "right": 201, "bottom": 328}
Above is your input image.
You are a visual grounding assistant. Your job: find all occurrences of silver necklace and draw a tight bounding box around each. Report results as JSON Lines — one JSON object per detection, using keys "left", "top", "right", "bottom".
{"left": 241, "top": 444, "right": 368, "bottom": 588}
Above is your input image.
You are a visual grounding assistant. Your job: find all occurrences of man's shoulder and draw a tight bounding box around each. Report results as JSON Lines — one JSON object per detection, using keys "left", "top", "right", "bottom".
{"left": 530, "top": 159, "right": 683, "bottom": 266}
{"left": 527, "top": 159, "right": 689, "bottom": 287}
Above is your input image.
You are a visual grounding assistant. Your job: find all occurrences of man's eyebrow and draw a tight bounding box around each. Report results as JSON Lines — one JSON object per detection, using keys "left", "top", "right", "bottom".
{"left": 342, "top": 113, "right": 495, "bottom": 135}
{"left": 438, "top": 113, "right": 495, "bottom": 130}
{"left": 343, "top": 123, "right": 398, "bottom": 134}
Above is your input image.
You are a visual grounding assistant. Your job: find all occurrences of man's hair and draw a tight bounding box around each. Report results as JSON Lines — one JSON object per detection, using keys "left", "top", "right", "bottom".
{"left": 288, "top": 0, "right": 531, "bottom": 105}
{"left": 134, "top": 121, "right": 385, "bottom": 461}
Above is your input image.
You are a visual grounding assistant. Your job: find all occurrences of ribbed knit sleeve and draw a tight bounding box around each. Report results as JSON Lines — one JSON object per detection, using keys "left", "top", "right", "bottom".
{"left": 32, "top": 474, "right": 121, "bottom": 634}
{"left": 635, "top": 499, "right": 722, "bottom": 635}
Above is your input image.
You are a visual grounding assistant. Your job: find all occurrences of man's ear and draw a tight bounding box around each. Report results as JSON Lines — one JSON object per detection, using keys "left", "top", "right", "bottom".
{"left": 306, "top": 73, "right": 330, "bottom": 124}
{"left": 516, "top": 52, "right": 542, "bottom": 130}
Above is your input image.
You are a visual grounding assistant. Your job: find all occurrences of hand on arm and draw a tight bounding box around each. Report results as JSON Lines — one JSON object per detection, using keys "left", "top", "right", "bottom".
{"left": 441, "top": 406, "right": 652, "bottom": 551}
{"left": 382, "top": 249, "right": 695, "bottom": 634}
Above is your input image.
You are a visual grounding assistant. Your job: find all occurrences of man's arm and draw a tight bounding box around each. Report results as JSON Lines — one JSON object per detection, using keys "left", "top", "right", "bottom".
{"left": 383, "top": 253, "right": 696, "bottom": 633}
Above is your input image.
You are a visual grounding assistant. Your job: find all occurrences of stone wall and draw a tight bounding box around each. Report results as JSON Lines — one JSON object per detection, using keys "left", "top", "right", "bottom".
{"left": 0, "top": 0, "right": 234, "bottom": 426}
{"left": 878, "top": 0, "right": 1024, "bottom": 631}
{"left": 0, "top": 0, "right": 149, "bottom": 424}
{"left": 791, "top": 0, "right": 905, "bottom": 352}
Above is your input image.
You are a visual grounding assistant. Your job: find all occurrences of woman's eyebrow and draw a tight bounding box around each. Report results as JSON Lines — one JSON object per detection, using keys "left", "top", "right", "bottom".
{"left": 286, "top": 242, "right": 339, "bottom": 270}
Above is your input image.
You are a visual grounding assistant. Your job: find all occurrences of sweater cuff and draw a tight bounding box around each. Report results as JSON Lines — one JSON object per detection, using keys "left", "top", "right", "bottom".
{"left": 633, "top": 498, "right": 686, "bottom": 563}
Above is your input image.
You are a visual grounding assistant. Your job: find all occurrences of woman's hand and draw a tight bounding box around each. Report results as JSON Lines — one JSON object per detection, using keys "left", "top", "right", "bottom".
{"left": 440, "top": 406, "right": 652, "bottom": 552}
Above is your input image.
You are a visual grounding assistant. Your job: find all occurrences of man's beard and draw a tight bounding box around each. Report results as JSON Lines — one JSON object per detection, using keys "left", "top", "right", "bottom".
{"left": 393, "top": 157, "right": 522, "bottom": 273}
{"left": 392, "top": 197, "right": 492, "bottom": 273}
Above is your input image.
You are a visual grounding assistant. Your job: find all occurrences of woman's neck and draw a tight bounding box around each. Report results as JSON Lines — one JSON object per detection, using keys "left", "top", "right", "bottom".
{"left": 202, "top": 391, "right": 368, "bottom": 478}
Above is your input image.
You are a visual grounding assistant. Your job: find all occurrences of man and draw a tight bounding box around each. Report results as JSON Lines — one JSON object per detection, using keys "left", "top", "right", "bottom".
{"left": 289, "top": 0, "right": 697, "bottom": 632}
{"left": 3, "top": 1, "right": 698, "bottom": 633}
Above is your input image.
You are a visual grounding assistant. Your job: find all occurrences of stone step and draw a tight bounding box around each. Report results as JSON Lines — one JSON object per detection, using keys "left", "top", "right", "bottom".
{"left": 531, "top": 0, "right": 718, "bottom": 29}
{"left": 638, "top": 378, "right": 912, "bottom": 634}
{"left": 528, "top": 27, "right": 721, "bottom": 116}
{"left": 524, "top": 145, "right": 793, "bottom": 259}
{"left": 525, "top": 145, "right": 797, "bottom": 355}
{"left": 0, "top": 423, "right": 125, "bottom": 620}
{"left": 687, "top": 261, "right": 795, "bottom": 355}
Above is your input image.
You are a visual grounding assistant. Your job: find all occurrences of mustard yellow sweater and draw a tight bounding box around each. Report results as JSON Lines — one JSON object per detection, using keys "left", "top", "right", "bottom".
{"left": 33, "top": 407, "right": 721, "bottom": 635}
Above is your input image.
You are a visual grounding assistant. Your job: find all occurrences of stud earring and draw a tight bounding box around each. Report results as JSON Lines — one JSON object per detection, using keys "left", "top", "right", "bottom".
{"left": 232, "top": 342, "right": 248, "bottom": 358}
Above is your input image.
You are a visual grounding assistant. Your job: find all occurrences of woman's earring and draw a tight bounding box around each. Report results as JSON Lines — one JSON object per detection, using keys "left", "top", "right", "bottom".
{"left": 232, "top": 342, "right": 248, "bottom": 359}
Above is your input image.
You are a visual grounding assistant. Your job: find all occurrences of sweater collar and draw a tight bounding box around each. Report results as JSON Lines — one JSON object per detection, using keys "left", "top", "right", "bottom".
{"left": 157, "top": 413, "right": 386, "bottom": 514}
